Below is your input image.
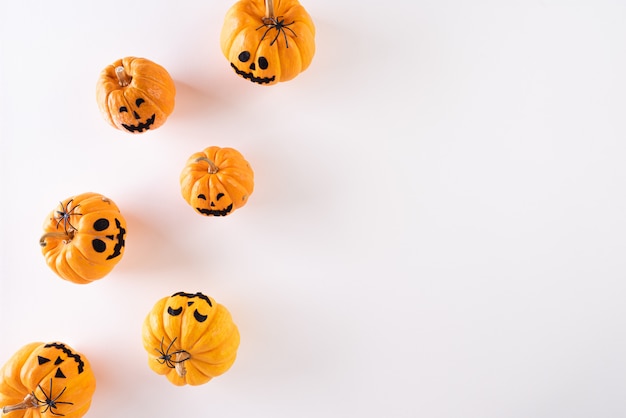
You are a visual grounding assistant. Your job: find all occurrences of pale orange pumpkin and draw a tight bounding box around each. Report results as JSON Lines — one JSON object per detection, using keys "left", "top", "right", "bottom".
{"left": 180, "top": 146, "right": 254, "bottom": 217}
{"left": 220, "top": 0, "right": 316, "bottom": 85}
{"left": 40, "top": 192, "right": 127, "bottom": 284}
{"left": 0, "top": 342, "right": 96, "bottom": 418}
{"left": 142, "top": 292, "right": 240, "bottom": 386}
{"left": 96, "top": 56, "right": 176, "bottom": 133}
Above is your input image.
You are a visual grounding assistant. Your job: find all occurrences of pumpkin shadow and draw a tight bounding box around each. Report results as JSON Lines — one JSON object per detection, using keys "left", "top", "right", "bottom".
{"left": 116, "top": 208, "right": 199, "bottom": 276}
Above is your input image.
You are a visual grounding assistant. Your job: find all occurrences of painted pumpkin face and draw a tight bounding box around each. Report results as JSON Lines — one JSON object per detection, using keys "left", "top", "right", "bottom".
{"left": 180, "top": 146, "right": 254, "bottom": 217}
{"left": 96, "top": 56, "right": 176, "bottom": 133}
{"left": 142, "top": 291, "right": 240, "bottom": 386}
{"left": 40, "top": 192, "right": 127, "bottom": 284}
{"left": 0, "top": 341, "right": 96, "bottom": 418}
{"left": 220, "top": 0, "right": 316, "bottom": 85}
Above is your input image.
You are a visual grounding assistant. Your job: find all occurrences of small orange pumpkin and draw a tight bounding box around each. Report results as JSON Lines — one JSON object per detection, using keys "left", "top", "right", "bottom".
{"left": 220, "top": 0, "right": 316, "bottom": 85}
{"left": 142, "top": 292, "right": 240, "bottom": 386}
{"left": 96, "top": 56, "right": 176, "bottom": 133}
{"left": 0, "top": 341, "right": 96, "bottom": 418}
{"left": 40, "top": 192, "right": 127, "bottom": 284}
{"left": 180, "top": 146, "right": 254, "bottom": 217}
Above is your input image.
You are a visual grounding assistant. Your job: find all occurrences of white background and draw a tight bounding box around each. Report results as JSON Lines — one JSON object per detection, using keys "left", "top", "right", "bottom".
{"left": 1, "top": 0, "right": 626, "bottom": 417}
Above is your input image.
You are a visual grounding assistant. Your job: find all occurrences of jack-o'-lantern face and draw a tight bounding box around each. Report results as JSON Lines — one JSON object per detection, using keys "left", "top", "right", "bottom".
{"left": 27, "top": 343, "right": 88, "bottom": 382}
{"left": 166, "top": 292, "right": 214, "bottom": 325}
{"left": 71, "top": 210, "right": 127, "bottom": 263}
{"left": 220, "top": 0, "right": 316, "bottom": 85}
{"left": 194, "top": 181, "right": 234, "bottom": 217}
{"left": 109, "top": 95, "right": 156, "bottom": 133}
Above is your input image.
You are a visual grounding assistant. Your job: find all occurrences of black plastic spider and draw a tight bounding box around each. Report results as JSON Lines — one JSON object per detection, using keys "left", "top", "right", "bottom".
{"left": 257, "top": 16, "right": 297, "bottom": 48}
{"left": 155, "top": 337, "right": 190, "bottom": 369}
{"left": 54, "top": 199, "right": 81, "bottom": 233}
{"left": 32, "top": 379, "right": 74, "bottom": 416}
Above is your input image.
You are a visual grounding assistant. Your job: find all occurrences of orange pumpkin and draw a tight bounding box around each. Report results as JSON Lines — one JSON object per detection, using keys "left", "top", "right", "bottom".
{"left": 40, "top": 192, "right": 127, "bottom": 284}
{"left": 142, "top": 292, "right": 240, "bottom": 386}
{"left": 96, "top": 56, "right": 176, "bottom": 133}
{"left": 0, "top": 342, "right": 96, "bottom": 418}
{"left": 220, "top": 0, "right": 316, "bottom": 85}
{"left": 180, "top": 146, "right": 254, "bottom": 217}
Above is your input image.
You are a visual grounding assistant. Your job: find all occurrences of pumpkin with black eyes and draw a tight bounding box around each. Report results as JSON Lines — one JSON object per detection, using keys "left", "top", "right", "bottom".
{"left": 0, "top": 341, "right": 96, "bottom": 418}
{"left": 220, "top": 0, "right": 316, "bottom": 85}
{"left": 40, "top": 192, "right": 127, "bottom": 284}
{"left": 180, "top": 146, "right": 254, "bottom": 217}
{"left": 96, "top": 56, "right": 176, "bottom": 133}
{"left": 142, "top": 292, "right": 240, "bottom": 386}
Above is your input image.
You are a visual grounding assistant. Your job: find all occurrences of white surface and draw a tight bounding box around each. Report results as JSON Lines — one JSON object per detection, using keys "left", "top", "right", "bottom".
{"left": 1, "top": 0, "right": 626, "bottom": 417}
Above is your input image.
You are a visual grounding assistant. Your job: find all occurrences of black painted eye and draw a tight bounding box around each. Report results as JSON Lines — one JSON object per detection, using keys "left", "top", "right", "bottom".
{"left": 38, "top": 356, "right": 51, "bottom": 365}
{"left": 238, "top": 51, "right": 251, "bottom": 62}
{"left": 93, "top": 218, "right": 109, "bottom": 231}
{"left": 92, "top": 239, "right": 106, "bottom": 253}
{"left": 216, "top": 193, "right": 224, "bottom": 200}
{"left": 167, "top": 306, "right": 183, "bottom": 316}
{"left": 136, "top": 98, "right": 145, "bottom": 107}
{"left": 197, "top": 194, "right": 207, "bottom": 200}
{"left": 119, "top": 106, "right": 128, "bottom": 113}
{"left": 258, "top": 56, "right": 269, "bottom": 70}
{"left": 194, "top": 309, "right": 208, "bottom": 322}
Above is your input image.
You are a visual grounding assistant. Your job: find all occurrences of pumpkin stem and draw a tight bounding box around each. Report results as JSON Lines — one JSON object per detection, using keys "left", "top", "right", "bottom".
{"left": 263, "top": 0, "right": 275, "bottom": 23}
{"left": 115, "top": 66, "right": 132, "bottom": 87}
{"left": 195, "top": 157, "right": 219, "bottom": 174}
{"left": 39, "top": 231, "right": 74, "bottom": 247}
{"left": 174, "top": 351, "right": 191, "bottom": 377}
{"left": 1, "top": 393, "right": 38, "bottom": 414}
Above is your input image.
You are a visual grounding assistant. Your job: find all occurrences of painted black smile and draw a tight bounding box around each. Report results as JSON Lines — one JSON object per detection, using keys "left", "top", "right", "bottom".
{"left": 230, "top": 63, "right": 275, "bottom": 85}
{"left": 196, "top": 203, "right": 233, "bottom": 217}
{"left": 106, "top": 218, "right": 126, "bottom": 260}
{"left": 122, "top": 114, "right": 156, "bottom": 133}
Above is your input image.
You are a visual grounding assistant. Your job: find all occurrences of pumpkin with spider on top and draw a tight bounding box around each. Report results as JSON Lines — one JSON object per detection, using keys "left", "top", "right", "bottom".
{"left": 39, "top": 192, "right": 128, "bottom": 284}
{"left": 0, "top": 341, "right": 96, "bottom": 418}
{"left": 142, "top": 291, "right": 240, "bottom": 386}
{"left": 220, "top": 0, "right": 316, "bottom": 85}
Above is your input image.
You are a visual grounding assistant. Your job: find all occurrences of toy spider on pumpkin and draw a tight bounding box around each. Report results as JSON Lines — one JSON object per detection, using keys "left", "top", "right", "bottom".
{"left": 220, "top": 0, "right": 316, "bottom": 85}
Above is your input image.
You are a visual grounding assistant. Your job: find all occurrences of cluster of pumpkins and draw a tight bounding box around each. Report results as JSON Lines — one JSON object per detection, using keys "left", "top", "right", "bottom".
{"left": 0, "top": 0, "right": 315, "bottom": 416}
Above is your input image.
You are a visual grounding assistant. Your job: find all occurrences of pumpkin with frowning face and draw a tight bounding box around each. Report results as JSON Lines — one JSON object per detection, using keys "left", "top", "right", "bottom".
{"left": 220, "top": 0, "right": 316, "bottom": 85}
{"left": 96, "top": 56, "right": 176, "bottom": 134}
{"left": 0, "top": 341, "right": 96, "bottom": 418}
{"left": 40, "top": 192, "right": 127, "bottom": 284}
{"left": 142, "top": 292, "right": 240, "bottom": 386}
{"left": 180, "top": 146, "right": 254, "bottom": 217}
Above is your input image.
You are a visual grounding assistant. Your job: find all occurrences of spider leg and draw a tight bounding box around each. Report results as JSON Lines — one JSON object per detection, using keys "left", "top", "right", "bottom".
{"left": 259, "top": 24, "right": 275, "bottom": 43}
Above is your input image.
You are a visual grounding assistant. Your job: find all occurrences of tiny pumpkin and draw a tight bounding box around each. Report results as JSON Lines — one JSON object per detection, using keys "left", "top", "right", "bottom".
{"left": 180, "top": 146, "right": 254, "bottom": 217}
{"left": 96, "top": 56, "right": 176, "bottom": 134}
{"left": 40, "top": 192, "right": 127, "bottom": 284}
{"left": 142, "top": 292, "right": 240, "bottom": 386}
{"left": 0, "top": 341, "right": 96, "bottom": 418}
{"left": 220, "top": 0, "right": 316, "bottom": 85}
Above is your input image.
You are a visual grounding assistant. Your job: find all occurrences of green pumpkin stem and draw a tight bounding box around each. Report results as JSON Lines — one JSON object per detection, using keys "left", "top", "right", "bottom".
{"left": 195, "top": 157, "right": 219, "bottom": 174}
{"left": 263, "top": 0, "right": 275, "bottom": 23}
{"left": 115, "top": 66, "right": 132, "bottom": 87}
{"left": 1, "top": 393, "right": 38, "bottom": 414}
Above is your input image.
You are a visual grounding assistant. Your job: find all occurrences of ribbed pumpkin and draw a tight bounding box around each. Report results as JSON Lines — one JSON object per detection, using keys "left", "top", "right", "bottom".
{"left": 180, "top": 146, "right": 254, "bottom": 217}
{"left": 220, "top": 0, "right": 316, "bottom": 85}
{"left": 0, "top": 342, "right": 96, "bottom": 418}
{"left": 142, "top": 292, "right": 240, "bottom": 386}
{"left": 96, "top": 56, "right": 176, "bottom": 133}
{"left": 40, "top": 192, "right": 127, "bottom": 284}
